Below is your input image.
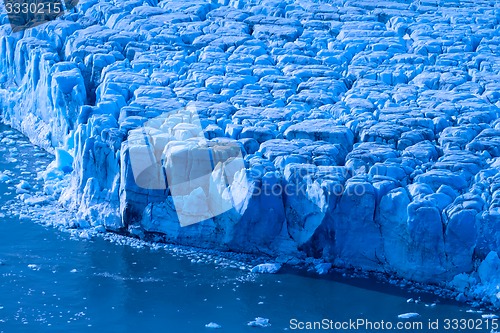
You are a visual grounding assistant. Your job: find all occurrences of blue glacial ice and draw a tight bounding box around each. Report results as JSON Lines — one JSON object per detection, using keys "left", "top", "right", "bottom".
{"left": 1, "top": 0, "right": 500, "bottom": 307}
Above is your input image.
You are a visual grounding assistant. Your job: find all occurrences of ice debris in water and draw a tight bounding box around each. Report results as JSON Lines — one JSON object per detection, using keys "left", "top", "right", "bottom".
{"left": 0, "top": 172, "right": 10, "bottom": 182}
{"left": 482, "top": 314, "right": 499, "bottom": 319}
{"left": 247, "top": 317, "right": 271, "bottom": 328}
{"left": 19, "top": 181, "right": 30, "bottom": 189}
{"left": 398, "top": 313, "right": 420, "bottom": 319}
{"left": 205, "top": 322, "right": 222, "bottom": 329}
{"left": 27, "top": 264, "right": 40, "bottom": 271}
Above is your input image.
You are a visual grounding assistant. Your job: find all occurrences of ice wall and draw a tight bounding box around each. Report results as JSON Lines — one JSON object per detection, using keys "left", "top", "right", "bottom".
{"left": 1, "top": 0, "right": 500, "bottom": 306}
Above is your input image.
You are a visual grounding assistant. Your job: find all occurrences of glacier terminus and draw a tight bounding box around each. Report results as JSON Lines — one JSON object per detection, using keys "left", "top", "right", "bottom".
{"left": 1, "top": 0, "right": 500, "bottom": 310}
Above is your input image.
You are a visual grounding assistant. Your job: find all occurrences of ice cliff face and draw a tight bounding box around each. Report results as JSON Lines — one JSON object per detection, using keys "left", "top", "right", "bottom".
{"left": 1, "top": 0, "right": 500, "bottom": 305}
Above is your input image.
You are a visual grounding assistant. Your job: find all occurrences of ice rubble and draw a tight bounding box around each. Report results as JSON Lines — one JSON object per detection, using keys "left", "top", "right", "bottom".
{"left": 1, "top": 0, "right": 500, "bottom": 307}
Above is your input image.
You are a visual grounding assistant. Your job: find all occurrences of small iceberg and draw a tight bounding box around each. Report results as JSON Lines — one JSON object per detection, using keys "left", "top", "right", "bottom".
{"left": 248, "top": 317, "right": 271, "bottom": 327}
{"left": 205, "top": 322, "right": 222, "bottom": 329}
{"left": 0, "top": 172, "right": 10, "bottom": 182}
{"left": 481, "top": 314, "right": 499, "bottom": 319}
{"left": 398, "top": 313, "right": 420, "bottom": 319}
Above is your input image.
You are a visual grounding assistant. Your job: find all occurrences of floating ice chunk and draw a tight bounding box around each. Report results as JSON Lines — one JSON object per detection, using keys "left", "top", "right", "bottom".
{"left": 16, "top": 180, "right": 31, "bottom": 190}
{"left": 27, "top": 264, "right": 40, "bottom": 271}
{"left": 15, "top": 181, "right": 31, "bottom": 194}
{"left": 481, "top": 314, "right": 499, "bottom": 319}
{"left": 247, "top": 317, "right": 271, "bottom": 328}
{"left": 24, "top": 196, "right": 50, "bottom": 206}
{"left": 251, "top": 263, "right": 281, "bottom": 274}
{"left": 205, "top": 322, "right": 222, "bottom": 329}
{"left": 0, "top": 172, "right": 10, "bottom": 182}
{"left": 0, "top": 138, "right": 16, "bottom": 146}
{"left": 398, "top": 313, "right": 420, "bottom": 319}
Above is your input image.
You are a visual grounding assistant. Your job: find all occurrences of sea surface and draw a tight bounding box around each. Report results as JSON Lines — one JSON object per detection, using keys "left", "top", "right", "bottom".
{"left": 0, "top": 124, "right": 498, "bottom": 333}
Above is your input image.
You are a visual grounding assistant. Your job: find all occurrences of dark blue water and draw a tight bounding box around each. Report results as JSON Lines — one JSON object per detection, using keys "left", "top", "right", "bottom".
{"left": 0, "top": 125, "right": 498, "bottom": 333}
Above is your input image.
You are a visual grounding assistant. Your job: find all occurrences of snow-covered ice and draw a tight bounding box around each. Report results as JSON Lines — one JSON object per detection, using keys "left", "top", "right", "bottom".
{"left": 1, "top": 0, "right": 500, "bottom": 309}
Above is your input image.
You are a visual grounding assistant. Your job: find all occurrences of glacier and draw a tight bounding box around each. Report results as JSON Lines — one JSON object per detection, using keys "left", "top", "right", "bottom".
{"left": 1, "top": 0, "right": 500, "bottom": 307}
